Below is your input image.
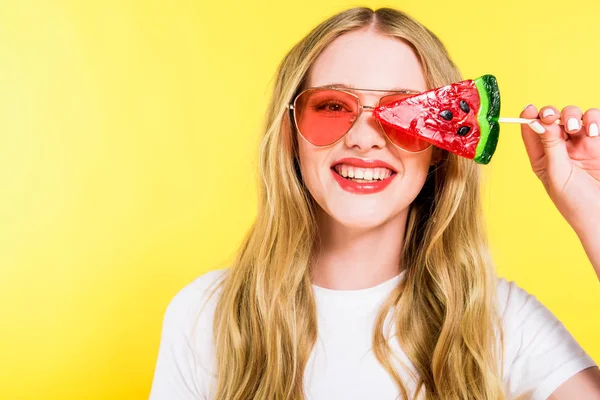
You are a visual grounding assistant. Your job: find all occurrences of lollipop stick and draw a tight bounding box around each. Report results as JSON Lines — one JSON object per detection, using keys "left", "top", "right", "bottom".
{"left": 498, "top": 117, "right": 563, "bottom": 125}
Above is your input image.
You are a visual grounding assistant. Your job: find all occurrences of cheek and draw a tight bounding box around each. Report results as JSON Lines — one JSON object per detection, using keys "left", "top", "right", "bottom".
{"left": 297, "top": 137, "right": 325, "bottom": 196}
{"left": 389, "top": 152, "right": 433, "bottom": 205}
{"left": 397, "top": 166, "right": 430, "bottom": 200}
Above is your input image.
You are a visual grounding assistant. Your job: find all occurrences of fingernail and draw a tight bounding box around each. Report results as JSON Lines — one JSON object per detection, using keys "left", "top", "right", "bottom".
{"left": 542, "top": 109, "right": 555, "bottom": 118}
{"left": 567, "top": 117, "right": 579, "bottom": 132}
{"left": 589, "top": 123, "right": 599, "bottom": 137}
{"left": 529, "top": 121, "right": 545, "bottom": 134}
{"left": 523, "top": 104, "right": 533, "bottom": 111}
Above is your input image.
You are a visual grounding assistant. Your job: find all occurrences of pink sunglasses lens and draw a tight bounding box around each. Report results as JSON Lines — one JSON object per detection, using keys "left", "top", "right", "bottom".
{"left": 294, "top": 89, "right": 359, "bottom": 146}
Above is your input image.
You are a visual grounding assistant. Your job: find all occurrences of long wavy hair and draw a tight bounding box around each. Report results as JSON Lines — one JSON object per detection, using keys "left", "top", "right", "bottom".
{"left": 207, "top": 7, "right": 505, "bottom": 400}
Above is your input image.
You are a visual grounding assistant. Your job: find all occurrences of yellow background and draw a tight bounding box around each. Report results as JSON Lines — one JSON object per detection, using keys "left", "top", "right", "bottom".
{"left": 1, "top": 0, "right": 598, "bottom": 399}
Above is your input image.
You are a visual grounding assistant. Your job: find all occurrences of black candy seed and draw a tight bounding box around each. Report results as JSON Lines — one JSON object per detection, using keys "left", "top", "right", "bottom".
{"left": 457, "top": 126, "right": 471, "bottom": 136}
{"left": 459, "top": 100, "right": 470, "bottom": 113}
{"left": 440, "top": 110, "right": 453, "bottom": 120}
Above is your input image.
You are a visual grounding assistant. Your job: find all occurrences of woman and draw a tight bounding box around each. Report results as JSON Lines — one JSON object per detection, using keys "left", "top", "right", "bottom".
{"left": 149, "top": 7, "right": 600, "bottom": 400}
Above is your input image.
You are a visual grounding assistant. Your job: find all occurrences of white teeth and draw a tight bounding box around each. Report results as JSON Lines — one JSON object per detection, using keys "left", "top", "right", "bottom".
{"left": 334, "top": 165, "right": 393, "bottom": 181}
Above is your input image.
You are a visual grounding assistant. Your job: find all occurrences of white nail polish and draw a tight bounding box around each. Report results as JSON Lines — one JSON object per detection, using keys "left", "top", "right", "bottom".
{"left": 589, "top": 123, "right": 599, "bottom": 137}
{"left": 529, "top": 121, "right": 545, "bottom": 134}
{"left": 523, "top": 104, "right": 533, "bottom": 111}
{"left": 542, "top": 109, "right": 555, "bottom": 118}
{"left": 567, "top": 117, "right": 579, "bottom": 132}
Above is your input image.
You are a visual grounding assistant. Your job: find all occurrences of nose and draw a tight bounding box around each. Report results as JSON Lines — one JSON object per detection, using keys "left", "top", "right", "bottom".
{"left": 343, "top": 105, "right": 387, "bottom": 150}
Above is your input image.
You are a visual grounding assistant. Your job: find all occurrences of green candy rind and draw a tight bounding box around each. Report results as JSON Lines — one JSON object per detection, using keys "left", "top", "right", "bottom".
{"left": 473, "top": 75, "right": 500, "bottom": 164}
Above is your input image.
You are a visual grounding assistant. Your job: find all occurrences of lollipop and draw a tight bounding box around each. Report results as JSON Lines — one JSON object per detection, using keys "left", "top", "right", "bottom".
{"left": 373, "top": 75, "right": 501, "bottom": 164}
{"left": 373, "top": 75, "right": 572, "bottom": 164}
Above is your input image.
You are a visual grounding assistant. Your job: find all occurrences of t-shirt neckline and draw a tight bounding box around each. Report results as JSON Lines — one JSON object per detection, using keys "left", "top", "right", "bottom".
{"left": 311, "top": 270, "right": 407, "bottom": 309}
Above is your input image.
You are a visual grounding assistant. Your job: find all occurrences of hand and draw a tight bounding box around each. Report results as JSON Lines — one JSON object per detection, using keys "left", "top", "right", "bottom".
{"left": 520, "top": 105, "right": 600, "bottom": 232}
{"left": 520, "top": 105, "right": 600, "bottom": 278}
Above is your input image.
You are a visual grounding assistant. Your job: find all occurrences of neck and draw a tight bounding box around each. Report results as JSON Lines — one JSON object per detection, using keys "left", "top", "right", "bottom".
{"left": 310, "top": 206, "right": 408, "bottom": 290}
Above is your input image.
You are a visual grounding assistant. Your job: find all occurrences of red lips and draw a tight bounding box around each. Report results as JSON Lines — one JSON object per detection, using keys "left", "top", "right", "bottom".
{"left": 330, "top": 157, "right": 397, "bottom": 195}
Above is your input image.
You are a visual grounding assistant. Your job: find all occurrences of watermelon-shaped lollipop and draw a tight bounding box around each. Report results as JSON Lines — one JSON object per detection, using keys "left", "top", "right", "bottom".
{"left": 373, "top": 75, "right": 500, "bottom": 164}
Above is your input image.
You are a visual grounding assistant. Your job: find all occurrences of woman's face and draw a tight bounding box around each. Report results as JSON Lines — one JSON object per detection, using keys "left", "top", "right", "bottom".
{"left": 297, "top": 28, "right": 434, "bottom": 230}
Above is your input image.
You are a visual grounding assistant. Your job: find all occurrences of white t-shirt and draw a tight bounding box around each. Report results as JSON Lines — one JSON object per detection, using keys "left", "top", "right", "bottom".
{"left": 148, "top": 268, "right": 597, "bottom": 400}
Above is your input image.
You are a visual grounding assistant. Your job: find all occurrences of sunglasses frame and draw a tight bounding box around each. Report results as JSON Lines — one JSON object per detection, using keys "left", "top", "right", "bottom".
{"left": 287, "top": 86, "right": 433, "bottom": 153}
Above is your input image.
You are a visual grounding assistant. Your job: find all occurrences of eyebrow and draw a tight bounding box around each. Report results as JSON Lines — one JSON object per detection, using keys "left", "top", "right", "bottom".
{"left": 320, "top": 83, "right": 420, "bottom": 93}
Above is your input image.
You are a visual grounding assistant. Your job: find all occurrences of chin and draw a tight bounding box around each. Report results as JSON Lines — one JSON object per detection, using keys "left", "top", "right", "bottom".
{"left": 328, "top": 207, "right": 395, "bottom": 230}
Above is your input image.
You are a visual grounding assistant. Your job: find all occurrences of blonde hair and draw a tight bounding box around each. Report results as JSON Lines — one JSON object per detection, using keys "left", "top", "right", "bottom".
{"left": 209, "top": 7, "right": 505, "bottom": 400}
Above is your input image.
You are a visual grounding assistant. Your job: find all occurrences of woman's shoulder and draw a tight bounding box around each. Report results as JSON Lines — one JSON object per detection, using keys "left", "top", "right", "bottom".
{"left": 176, "top": 268, "right": 231, "bottom": 301}
{"left": 158, "top": 267, "right": 231, "bottom": 351}
{"left": 150, "top": 268, "right": 231, "bottom": 398}
{"left": 162, "top": 268, "right": 231, "bottom": 359}
{"left": 164, "top": 268, "right": 231, "bottom": 326}
{"left": 494, "top": 275, "right": 555, "bottom": 327}
{"left": 493, "top": 275, "right": 565, "bottom": 322}
{"left": 494, "top": 276, "right": 534, "bottom": 315}
{"left": 493, "top": 276, "right": 597, "bottom": 399}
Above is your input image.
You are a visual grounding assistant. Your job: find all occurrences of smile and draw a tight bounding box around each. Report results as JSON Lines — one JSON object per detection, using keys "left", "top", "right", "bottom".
{"left": 330, "top": 166, "right": 397, "bottom": 194}
{"left": 332, "top": 164, "right": 395, "bottom": 182}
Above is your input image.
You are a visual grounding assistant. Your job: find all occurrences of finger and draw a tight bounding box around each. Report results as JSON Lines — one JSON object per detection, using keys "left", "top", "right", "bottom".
{"left": 562, "top": 105, "right": 584, "bottom": 137}
{"left": 520, "top": 104, "right": 546, "bottom": 167}
{"left": 522, "top": 104, "right": 571, "bottom": 184}
{"left": 539, "top": 105, "right": 560, "bottom": 125}
{"left": 582, "top": 108, "right": 600, "bottom": 138}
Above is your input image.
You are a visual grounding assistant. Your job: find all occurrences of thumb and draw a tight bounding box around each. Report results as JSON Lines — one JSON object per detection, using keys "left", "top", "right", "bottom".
{"left": 520, "top": 105, "right": 571, "bottom": 183}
